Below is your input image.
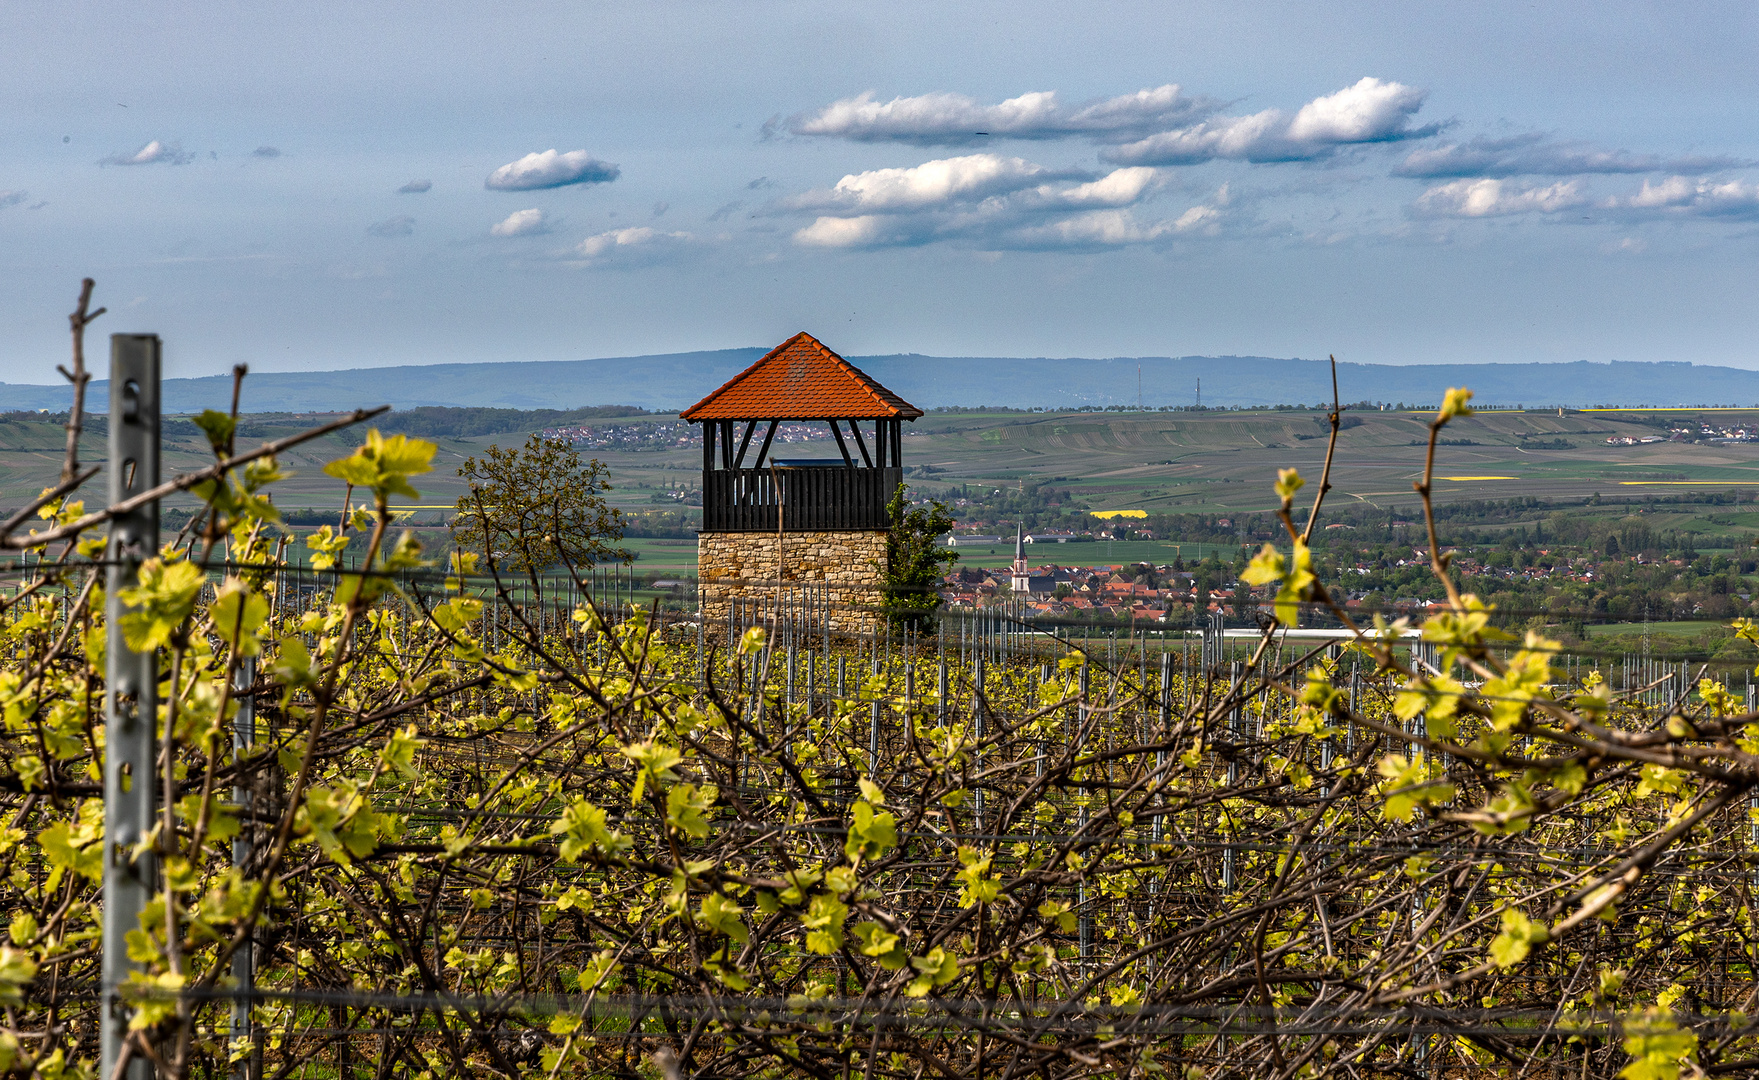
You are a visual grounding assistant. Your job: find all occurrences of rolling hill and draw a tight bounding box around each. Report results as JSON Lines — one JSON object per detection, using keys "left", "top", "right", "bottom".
{"left": 3, "top": 351, "right": 1759, "bottom": 413}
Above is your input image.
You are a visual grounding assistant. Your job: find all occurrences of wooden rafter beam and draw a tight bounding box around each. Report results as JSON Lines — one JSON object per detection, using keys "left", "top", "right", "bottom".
{"left": 733, "top": 420, "right": 759, "bottom": 469}
{"left": 752, "top": 420, "right": 780, "bottom": 469}
{"left": 828, "top": 421, "right": 854, "bottom": 466}
{"left": 847, "top": 420, "right": 873, "bottom": 468}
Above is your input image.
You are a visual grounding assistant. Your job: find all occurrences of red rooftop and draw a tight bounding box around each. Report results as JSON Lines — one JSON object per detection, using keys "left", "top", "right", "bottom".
{"left": 682, "top": 332, "right": 924, "bottom": 421}
{"left": 685, "top": 332, "right": 918, "bottom": 532}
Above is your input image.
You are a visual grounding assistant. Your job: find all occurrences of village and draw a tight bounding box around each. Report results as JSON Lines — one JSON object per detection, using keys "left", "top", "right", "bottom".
{"left": 540, "top": 419, "right": 836, "bottom": 451}
{"left": 930, "top": 524, "right": 1746, "bottom": 627}
{"left": 929, "top": 537, "right": 1468, "bottom": 624}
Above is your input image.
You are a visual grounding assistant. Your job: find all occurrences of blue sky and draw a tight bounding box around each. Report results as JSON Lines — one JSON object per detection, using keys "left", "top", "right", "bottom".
{"left": 3, "top": 0, "right": 1759, "bottom": 385}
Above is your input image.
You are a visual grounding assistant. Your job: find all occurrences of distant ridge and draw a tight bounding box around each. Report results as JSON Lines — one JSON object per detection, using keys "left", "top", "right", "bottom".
{"left": 4, "top": 351, "right": 1758, "bottom": 413}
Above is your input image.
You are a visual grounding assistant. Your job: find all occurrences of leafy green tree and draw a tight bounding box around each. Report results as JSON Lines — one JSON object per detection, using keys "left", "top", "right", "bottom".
{"left": 452, "top": 434, "right": 631, "bottom": 590}
{"left": 882, "top": 483, "right": 958, "bottom": 631}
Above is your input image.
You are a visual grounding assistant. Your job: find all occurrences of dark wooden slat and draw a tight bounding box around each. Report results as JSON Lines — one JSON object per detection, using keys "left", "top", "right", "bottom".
{"left": 702, "top": 466, "right": 900, "bottom": 532}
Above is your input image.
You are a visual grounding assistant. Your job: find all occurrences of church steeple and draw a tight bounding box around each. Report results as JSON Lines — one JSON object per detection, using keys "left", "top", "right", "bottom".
{"left": 1011, "top": 524, "right": 1030, "bottom": 592}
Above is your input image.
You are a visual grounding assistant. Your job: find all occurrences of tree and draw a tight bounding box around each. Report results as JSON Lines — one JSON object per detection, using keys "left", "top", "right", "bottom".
{"left": 452, "top": 434, "right": 630, "bottom": 591}
{"left": 1232, "top": 582, "right": 1255, "bottom": 619}
{"left": 882, "top": 483, "right": 958, "bottom": 631}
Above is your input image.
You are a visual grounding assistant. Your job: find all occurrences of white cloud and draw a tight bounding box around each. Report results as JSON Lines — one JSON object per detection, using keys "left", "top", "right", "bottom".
{"left": 1395, "top": 134, "right": 1748, "bottom": 179}
{"left": 1287, "top": 78, "right": 1428, "bottom": 143}
{"left": 573, "top": 226, "right": 694, "bottom": 265}
{"left": 787, "top": 78, "right": 1432, "bottom": 167}
{"left": 577, "top": 227, "right": 652, "bottom": 257}
{"left": 1002, "top": 186, "right": 1231, "bottom": 250}
{"left": 485, "top": 150, "right": 619, "bottom": 191}
{"left": 0, "top": 190, "right": 24, "bottom": 210}
{"left": 1102, "top": 110, "right": 1285, "bottom": 166}
{"left": 1172, "top": 204, "right": 1222, "bottom": 233}
{"left": 397, "top": 179, "right": 432, "bottom": 194}
{"left": 792, "top": 90, "right": 1054, "bottom": 143}
{"left": 795, "top": 215, "right": 888, "bottom": 247}
{"left": 788, "top": 85, "right": 1209, "bottom": 145}
{"left": 786, "top": 153, "right": 1205, "bottom": 251}
{"left": 1105, "top": 78, "right": 1432, "bottom": 166}
{"left": 366, "top": 215, "right": 415, "bottom": 238}
{"left": 788, "top": 154, "right": 1061, "bottom": 213}
{"left": 1010, "top": 209, "right": 1174, "bottom": 248}
{"left": 1412, "top": 178, "right": 1586, "bottom": 217}
{"left": 1608, "top": 176, "right": 1759, "bottom": 219}
{"left": 1054, "top": 167, "right": 1159, "bottom": 207}
{"left": 101, "top": 140, "right": 195, "bottom": 166}
{"left": 490, "top": 208, "right": 550, "bottom": 237}
{"left": 1624, "top": 176, "right": 1701, "bottom": 209}
{"left": 1172, "top": 183, "right": 1232, "bottom": 234}
{"left": 1063, "top": 86, "right": 1209, "bottom": 135}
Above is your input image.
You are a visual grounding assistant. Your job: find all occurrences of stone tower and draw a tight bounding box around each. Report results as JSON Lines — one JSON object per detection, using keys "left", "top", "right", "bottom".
{"left": 682, "top": 332, "right": 923, "bottom": 637}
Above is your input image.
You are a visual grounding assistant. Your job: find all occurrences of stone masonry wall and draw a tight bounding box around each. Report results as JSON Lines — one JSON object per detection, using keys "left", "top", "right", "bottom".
{"left": 699, "top": 530, "right": 887, "bottom": 638}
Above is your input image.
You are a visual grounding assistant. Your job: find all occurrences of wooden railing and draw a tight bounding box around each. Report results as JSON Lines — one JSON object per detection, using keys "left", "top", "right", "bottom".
{"left": 702, "top": 466, "right": 901, "bottom": 532}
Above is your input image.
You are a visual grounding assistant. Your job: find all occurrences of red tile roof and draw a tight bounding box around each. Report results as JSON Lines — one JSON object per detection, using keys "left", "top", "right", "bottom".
{"left": 681, "top": 332, "right": 924, "bottom": 421}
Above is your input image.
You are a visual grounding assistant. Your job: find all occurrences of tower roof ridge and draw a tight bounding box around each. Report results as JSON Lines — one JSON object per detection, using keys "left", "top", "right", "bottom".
{"left": 681, "top": 332, "right": 923, "bottom": 421}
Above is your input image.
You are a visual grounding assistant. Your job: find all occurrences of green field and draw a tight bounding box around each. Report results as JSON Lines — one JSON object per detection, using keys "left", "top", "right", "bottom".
{"left": 1584, "top": 620, "right": 1731, "bottom": 638}
{"left": 569, "top": 406, "right": 1759, "bottom": 520}
{"left": 7, "top": 401, "right": 1759, "bottom": 574}
{"left": 621, "top": 537, "right": 703, "bottom": 573}
{"left": 0, "top": 416, "right": 674, "bottom": 521}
